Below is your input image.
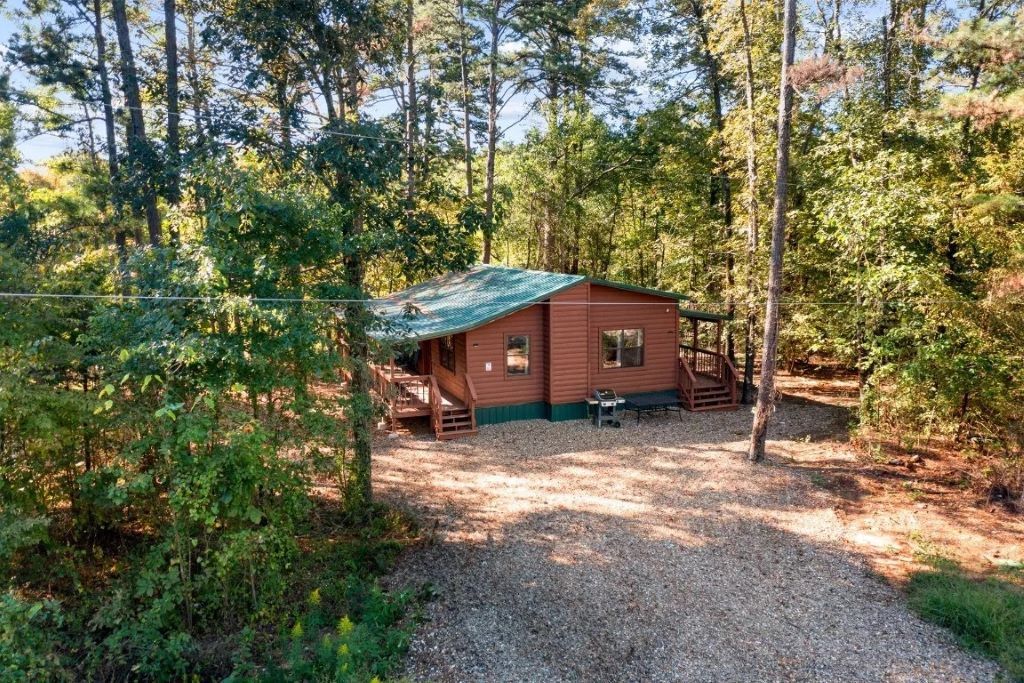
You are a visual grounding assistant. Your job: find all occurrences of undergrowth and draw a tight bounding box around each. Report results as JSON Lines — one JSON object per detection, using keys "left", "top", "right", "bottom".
{"left": 0, "top": 501, "right": 425, "bottom": 682}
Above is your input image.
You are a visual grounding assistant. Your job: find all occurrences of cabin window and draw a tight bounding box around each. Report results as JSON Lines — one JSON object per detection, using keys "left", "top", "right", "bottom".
{"left": 506, "top": 335, "right": 530, "bottom": 376}
{"left": 601, "top": 329, "right": 644, "bottom": 369}
{"left": 439, "top": 335, "right": 456, "bottom": 372}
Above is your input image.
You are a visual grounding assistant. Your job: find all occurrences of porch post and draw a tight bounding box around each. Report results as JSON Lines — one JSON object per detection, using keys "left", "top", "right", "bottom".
{"left": 716, "top": 321, "right": 722, "bottom": 355}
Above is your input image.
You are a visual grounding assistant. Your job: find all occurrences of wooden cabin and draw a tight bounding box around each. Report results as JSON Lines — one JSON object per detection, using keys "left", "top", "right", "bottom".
{"left": 370, "top": 265, "right": 737, "bottom": 439}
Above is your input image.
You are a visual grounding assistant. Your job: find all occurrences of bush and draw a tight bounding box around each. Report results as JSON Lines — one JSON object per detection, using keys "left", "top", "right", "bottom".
{"left": 0, "top": 593, "right": 72, "bottom": 681}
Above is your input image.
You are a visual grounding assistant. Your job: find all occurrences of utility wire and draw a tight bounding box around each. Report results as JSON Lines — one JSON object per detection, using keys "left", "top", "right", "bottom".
{"left": 0, "top": 292, "right": 1018, "bottom": 306}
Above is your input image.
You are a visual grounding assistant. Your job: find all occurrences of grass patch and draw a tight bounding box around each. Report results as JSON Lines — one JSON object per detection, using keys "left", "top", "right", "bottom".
{"left": 907, "top": 562, "right": 1024, "bottom": 681}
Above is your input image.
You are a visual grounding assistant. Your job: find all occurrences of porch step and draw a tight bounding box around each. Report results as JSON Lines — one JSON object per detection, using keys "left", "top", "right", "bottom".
{"left": 437, "top": 408, "right": 477, "bottom": 439}
{"left": 437, "top": 428, "right": 478, "bottom": 440}
{"left": 683, "top": 382, "right": 739, "bottom": 411}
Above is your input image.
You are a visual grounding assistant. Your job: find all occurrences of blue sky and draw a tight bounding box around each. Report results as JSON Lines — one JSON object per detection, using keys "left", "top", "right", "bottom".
{"left": 1, "top": 0, "right": 916, "bottom": 167}
{"left": 0, "top": 4, "right": 547, "bottom": 167}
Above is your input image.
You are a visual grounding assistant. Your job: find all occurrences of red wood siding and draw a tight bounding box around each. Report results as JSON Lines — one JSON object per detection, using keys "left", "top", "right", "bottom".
{"left": 465, "top": 306, "right": 546, "bottom": 407}
{"left": 428, "top": 281, "right": 680, "bottom": 412}
{"left": 546, "top": 282, "right": 591, "bottom": 404}
{"left": 428, "top": 333, "right": 467, "bottom": 401}
{"left": 587, "top": 284, "right": 680, "bottom": 396}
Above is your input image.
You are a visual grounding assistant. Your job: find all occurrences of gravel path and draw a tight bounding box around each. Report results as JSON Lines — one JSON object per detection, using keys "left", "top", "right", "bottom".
{"left": 375, "top": 400, "right": 1000, "bottom": 682}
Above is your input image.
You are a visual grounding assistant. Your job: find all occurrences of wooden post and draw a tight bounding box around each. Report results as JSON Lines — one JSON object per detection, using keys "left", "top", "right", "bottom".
{"left": 691, "top": 318, "right": 698, "bottom": 350}
{"left": 716, "top": 321, "right": 723, "bottom": 355}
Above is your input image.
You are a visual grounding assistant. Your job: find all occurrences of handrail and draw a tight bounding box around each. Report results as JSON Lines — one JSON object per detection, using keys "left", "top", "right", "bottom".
{"left": 428, "top": 376, "right": 442, "bottom": 437}
{"left": 678, "top": 344, "right": 738, "bottom": 406}
{"left": 370, "top": 362, "right": 436, "bottom": 431}
{"left": 677, "top": 356, "right": 697, "bottom": 409}
{"left": 720, "top": 354, "right": 739, "bottom": 404}
{"left": 463, "top": 374, "right": 478, "bottom": 430}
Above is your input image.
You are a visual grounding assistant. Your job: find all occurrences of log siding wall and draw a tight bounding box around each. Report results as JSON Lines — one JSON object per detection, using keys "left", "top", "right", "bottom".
{"left": 587, "top": 284, "right": 680, "bottom": 396}
{"left": 419, "top": 282, "right": 680, "bottom": 418}
{"left": 464, "top": 305, "right": 547, "bottom": 407}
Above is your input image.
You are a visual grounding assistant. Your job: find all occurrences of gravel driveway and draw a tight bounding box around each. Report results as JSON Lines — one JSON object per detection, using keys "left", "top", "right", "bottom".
{"left": 375, "top": 399, "right": 1000, "bottom": 682}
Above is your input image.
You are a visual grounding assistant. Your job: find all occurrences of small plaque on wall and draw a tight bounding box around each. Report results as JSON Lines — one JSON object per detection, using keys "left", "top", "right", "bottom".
{"left": 485, "top": 362, "right": 492, "bottom": 372}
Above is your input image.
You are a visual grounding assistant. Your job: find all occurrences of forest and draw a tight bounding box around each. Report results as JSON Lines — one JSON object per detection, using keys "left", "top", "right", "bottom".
{"left": 0, "top": 0, "right": 1022, "bottom": 678}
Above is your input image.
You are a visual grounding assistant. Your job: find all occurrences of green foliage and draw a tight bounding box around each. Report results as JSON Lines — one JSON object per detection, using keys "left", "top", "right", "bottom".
{"left": 0, "top": 593, "right": 72, "bottom": 681}
{"left": 908, "top": 565, "right": 1024, "bottom": 681}
{"left": 256, "top": 582, "right": 417, "bottom": 683}
{"left": 0, "top": 158, "right": 419, "bottom": 678}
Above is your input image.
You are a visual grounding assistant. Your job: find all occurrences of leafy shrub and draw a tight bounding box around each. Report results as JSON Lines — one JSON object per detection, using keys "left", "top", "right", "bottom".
{"left": 0, "top": 593, "right": 71, "bottom": 681}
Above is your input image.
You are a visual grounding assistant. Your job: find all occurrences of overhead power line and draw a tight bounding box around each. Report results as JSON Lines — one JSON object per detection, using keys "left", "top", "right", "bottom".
{"left": 0, "top": 292, "right": 1018, "bottom": 307}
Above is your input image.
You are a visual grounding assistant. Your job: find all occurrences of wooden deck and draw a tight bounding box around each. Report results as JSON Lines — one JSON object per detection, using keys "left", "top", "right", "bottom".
{"left": 371, "top": 362, "right": 477, "bottom": 439}
{"left": 678, "top": 346, "right": 739, "bottom": 411}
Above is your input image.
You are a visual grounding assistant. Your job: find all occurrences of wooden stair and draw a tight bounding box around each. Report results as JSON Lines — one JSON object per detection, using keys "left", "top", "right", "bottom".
{"left": 686, "top": 381, "right": 737, "bottom": 411}
{"left": 678, "top": 346, "right": 740, "bottom": 412}
{"left": 436, "top": 405, "right": 477, "bottom": 440}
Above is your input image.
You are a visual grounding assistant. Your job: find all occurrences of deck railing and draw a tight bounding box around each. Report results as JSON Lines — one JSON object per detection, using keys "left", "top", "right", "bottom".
{"left": 464, "top": 374, "right": 478, "bottom": 431}
{"left": 371, "top": 363, "right": 433, "bottom": 428}
{"left": 679, "top": 345, "right": 739, "bottom": 405}
{"left": 677, "top": 354, "right": 699, "bottom": 410}
{"left": 428, "top": 376, "right": 442, "bottom": 435}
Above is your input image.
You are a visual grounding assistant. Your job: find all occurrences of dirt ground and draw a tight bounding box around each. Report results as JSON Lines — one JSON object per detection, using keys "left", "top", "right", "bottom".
{"left": 374, "top": 373, "right": 1021, "bottom": 682}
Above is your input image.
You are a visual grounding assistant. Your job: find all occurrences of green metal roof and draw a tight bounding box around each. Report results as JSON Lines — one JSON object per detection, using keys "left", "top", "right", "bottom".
{"left": 586, "top": 277, "right": 689, "bottom": 301}
{"left": 371, "top": 266, "right": 584, "bottom": 341}
{"left": 370, "top": 265, "right": 700, "bottom": 341}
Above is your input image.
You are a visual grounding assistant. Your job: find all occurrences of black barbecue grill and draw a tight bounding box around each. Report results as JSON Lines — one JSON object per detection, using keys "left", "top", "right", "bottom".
{"left": 592, "top": 388, "right": 624, "bottom": 428}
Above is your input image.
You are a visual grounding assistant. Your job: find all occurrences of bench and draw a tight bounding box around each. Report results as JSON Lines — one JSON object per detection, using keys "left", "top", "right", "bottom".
{"left": 622, "top": 391, "right": 684, "bottom": 425}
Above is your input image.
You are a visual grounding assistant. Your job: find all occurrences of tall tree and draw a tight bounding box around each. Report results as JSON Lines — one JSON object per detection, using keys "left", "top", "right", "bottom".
{"left": 111, "top": 0, "right": 162, "bottom": 246}
{"left": 458, "top": 0, "right": 474, "bottom": 199}
{"left": 748, "top": 0, "right": 797, "bottom": 462}
{"left": 164, "top": 0, "right": 181, "bottom": 243}
{"left": 739, "top": 0, "right": 760, "bottom": 404}
{"left": 91, "top": 0, "right": 129, "bottom": 266}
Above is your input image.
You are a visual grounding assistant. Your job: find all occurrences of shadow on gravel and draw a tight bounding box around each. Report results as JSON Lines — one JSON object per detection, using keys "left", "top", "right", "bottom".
{"left": 374, "top": 401, "right": 998, "bottom": 682}
{"left": 389, "top": 507, "right": 996, "bottom": 682}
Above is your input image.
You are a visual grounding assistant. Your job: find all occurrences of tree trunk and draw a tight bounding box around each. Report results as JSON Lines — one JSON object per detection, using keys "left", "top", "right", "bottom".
{"left": 458, "top": 0, "right": 473, "bottom": 199}
{"left": 404, "top": 0, "right": 418, "bottom": 217}
{"left": 112, "top": 0, "right": 161, "bottom": 246}
{"left": 343, "top": 214, "right": 373, "bottom": 513}
{"left": 691, "top": 0, "right": 735, "bottom": 360}
{"left": 749, "top": 0, "right": 797, "bottom": 463}
{"left": 483, "top": 0, "right": 501, "bottom": 264}
{"left": 164, "top": 0, "right": 180, "bottom": 244}
{"left": 740, "top": 0, "right": 760, "bottom": 405}
{"left": 542, "top": 82, "right": 559, "bottom": 271}
{"left": 91, "top": 0, "right": 128, "bottom": 274}
{"left": 184, "top": 9, "right": 206, "bottom": 147}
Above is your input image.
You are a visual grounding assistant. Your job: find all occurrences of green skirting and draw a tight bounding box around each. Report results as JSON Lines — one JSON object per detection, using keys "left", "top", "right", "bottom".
{"left": 474, "top": 401, "right": 590, "bottom": 425}
{"left": 474, "top": 401, "right": 548, "bottom": 425}
{"left": 547, "top": 402, "right": 589, "bottom": 422}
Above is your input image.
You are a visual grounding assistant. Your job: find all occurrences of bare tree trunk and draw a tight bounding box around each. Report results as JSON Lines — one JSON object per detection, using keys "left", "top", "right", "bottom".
{"left": 112, "top": 0, "right": 161, "bottom": 246}
{"left": 184, "top": 9, "right": 206, "bottom": 147}
{"left": 405, "top": 0, "right": 418, "bottom": 218}
{"left": 740, "top": 0, "right": 760, "bottom": 404}
{"left": 542, "top": 82, "right": 559, "bottom": 271}
{"left": 880, "top": 0, "right": 901, "bottom": 111}
{"left": 483, "top": 0, "right": 501, "bottom": 263}
{"left": 343, "top": 208, "right": 373, "bottom": 513}
{"left": 691, "top": 0, "right": 735, "bottom": 360}
{"left": 164, "top": 0, "right": 180, "bottom": 244}
{"left": 748, "top": 0, "right": 797, "bottom": 463}
{"left": 458, "top": 0, "right": 473, "bottom": 199}
{"left": 91, "top": 0, "right": 128, "bottom": 274}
